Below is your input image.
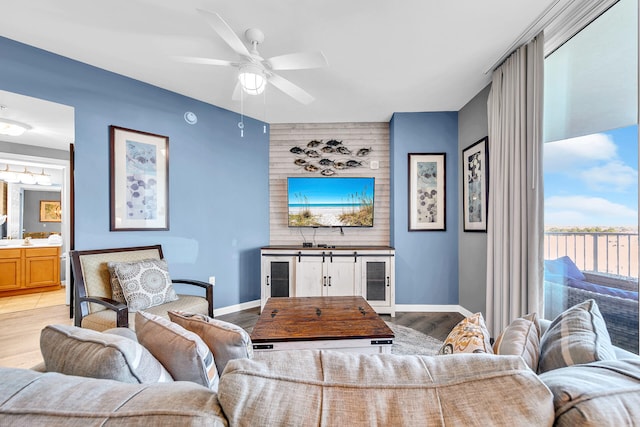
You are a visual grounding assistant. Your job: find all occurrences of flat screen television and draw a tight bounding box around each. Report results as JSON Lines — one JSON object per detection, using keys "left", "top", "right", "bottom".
{"left": 287, "top": 177, "right": 375, "bottom": 227}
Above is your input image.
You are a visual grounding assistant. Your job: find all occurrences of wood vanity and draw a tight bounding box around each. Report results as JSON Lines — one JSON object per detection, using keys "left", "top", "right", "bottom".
{"left": 0, "top": 243, "right": 61, "bottom": 296}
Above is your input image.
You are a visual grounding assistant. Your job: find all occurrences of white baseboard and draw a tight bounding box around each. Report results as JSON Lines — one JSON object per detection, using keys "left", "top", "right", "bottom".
{"left": 214, "top": 299, "right": 261, "bottom": 317}
{"left": 396, "top": 304, "right": 473, "bottom": 317}
{"left": 214, "top": 300, "right": 473, "bottom": 318}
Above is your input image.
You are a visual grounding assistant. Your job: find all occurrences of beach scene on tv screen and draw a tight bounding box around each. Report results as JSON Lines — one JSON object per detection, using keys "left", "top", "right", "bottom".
{"left": 288, "top": 177, "right": 374, "bottom": 227}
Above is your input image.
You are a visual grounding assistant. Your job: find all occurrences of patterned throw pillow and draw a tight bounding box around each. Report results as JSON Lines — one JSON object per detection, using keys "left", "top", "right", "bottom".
{"left": 493, "top": 313, "right": 540, "bottom": 370}
{"left": 110, "top": 259, "right": 178, "bottom": 312}
{"left": 106, "top": 262, "right": 126, "bottom": 304}
{"left": 538, "top": 299, "right": 616, "bottom": 373}
{"left": 439, "top": 312, "right": 493, "bottom": 354}
{"left": 135, "top": 311, "right": 219, "bottom": 390}
{"left": 168, "top": 311, "right": 253, "bottom": 375}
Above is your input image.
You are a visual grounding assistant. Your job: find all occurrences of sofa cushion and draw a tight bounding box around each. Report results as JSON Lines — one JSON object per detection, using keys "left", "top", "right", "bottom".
{"left": 539, "top": 299, "right": 616, "bottom": 373}
{"left": 493, "top": 313, "right": 540, "bottom": 370}
{"left": 218, "top": 351, "right": 554, "bottom": 426}
{"left": 0, "top": 367, "right": 226, "bottom": 426}
{"left": 40, "top": 324, "right": 172, "bottom": 384}
{"left": 544, "top": 256, "right": 585, "bottom": 281}
{"left": 539, "top": 359, "right": 640, "bottom": 426}
{"left": 109, "top": 258, "right": 178, "bottom": 312}
{"left": 135, "top": 311, "right": 218, "bottom": 390}
{"left": 439, "top": 312, "right": 493, "bottom": 354}
{"left": 168, "top": 311, "right": 253, "bottom": 375}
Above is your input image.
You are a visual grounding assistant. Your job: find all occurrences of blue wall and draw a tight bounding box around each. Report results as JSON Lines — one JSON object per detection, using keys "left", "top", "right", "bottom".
{"left": 390, "top": 112, "right": 459, "bottom": 305}
{"left": 0, "top": 36, "right": 269, "bottom": 309}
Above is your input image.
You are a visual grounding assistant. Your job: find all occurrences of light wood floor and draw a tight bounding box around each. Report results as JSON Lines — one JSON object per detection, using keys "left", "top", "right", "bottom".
{"left": 0, "top": 291, "right": 464, "bottom": 370}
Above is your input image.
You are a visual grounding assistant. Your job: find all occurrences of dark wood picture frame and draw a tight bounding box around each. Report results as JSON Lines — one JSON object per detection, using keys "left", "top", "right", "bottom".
{"left": 462, "top": 137, "right": 488, "bottom": 232}
{"left": 408, "top": 153, "right": 446, "bottom": 231}
{"left": 109, "top": 125, "right": 169, "bottom": 231}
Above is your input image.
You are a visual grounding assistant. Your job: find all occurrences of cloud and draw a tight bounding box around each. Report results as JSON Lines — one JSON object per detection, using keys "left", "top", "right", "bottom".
{"left": 545, "top": 195, "right": 637, "bottom": 226}
{"left": 579, "top": 160, "right": 638, "bottom": 192}
{"left": 544, "top": 133, "right": 617, "bottom": 173}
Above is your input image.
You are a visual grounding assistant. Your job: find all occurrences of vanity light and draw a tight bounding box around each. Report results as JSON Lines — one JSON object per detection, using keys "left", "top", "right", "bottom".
{"left": 0, "top": 165, "right": 51, "bottom": 185}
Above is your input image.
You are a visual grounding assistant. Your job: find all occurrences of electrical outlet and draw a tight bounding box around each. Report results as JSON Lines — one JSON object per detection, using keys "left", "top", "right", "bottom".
{"left": 208, "top": 276, "right": 216, "bottom": 286}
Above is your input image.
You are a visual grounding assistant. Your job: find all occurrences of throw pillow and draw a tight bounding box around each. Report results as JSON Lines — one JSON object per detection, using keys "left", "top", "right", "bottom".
{"left": 439, "top": 312, "right": 493, "bottom": 354}
{"left": 106, "top": 262, "right": 126, "bottom": 304}
{"left": 493, "top": 313, "right": 540, "bottom": 370}
{"left": 110, "top": 258, "right": 178, "bottom": 312}
{"left": 135, "top": 311, "right": 219, "bottom": 390}
{"left": 40, "top": 324, "right": 173, "bottom": 384}
{"left": 168, "top": 311, "right": 253, "bottom": 375}
{"left": 544, "top": 256, "right": 585, "bottom": 281}
{"left": 538, "top": 299, "right": 616, "bottom": 373}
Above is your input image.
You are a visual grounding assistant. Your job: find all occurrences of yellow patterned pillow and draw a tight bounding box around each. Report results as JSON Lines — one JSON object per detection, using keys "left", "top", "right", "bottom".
{"left": 439, "top": 312, "right": 493, "bottom": 354}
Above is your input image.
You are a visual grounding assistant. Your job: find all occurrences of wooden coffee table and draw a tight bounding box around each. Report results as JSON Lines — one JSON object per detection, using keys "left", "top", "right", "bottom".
{"left": 251, "top": 296, "right": 394, "bottom": 354}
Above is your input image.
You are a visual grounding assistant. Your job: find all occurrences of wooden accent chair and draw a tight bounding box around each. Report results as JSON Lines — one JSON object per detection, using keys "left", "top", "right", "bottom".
{"left": 71, "top": 245, "right": 213, "bottom": 331}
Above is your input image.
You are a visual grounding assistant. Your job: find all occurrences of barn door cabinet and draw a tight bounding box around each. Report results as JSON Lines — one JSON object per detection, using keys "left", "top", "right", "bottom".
{"left": 260, "top": 246, "right": 395, "bottom": 316}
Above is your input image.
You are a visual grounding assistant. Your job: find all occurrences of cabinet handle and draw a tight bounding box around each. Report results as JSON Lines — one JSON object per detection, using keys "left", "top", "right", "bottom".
{"left": 323, "top": 276, "right": 327, "bottom": 286}
{"left": 266, "top": 275, "right": 270, "bottom": 286}
{"left": 353, "top": 251, "right": 357, "bottom": 262}
{"left": 328, "top": 276, "right": 332, "bottom": 286}
{"left": 386, "top": 276, "right": 390, "bottom": 287}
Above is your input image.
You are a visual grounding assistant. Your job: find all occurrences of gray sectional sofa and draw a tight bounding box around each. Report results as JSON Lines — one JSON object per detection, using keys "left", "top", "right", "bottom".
{"left": 1, "top": 301, "right": 640, "bottom": 426}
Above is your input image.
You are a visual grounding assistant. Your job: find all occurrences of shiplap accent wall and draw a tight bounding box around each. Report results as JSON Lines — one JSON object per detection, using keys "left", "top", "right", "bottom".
{"left": 269, "top": 122, "right": 390, "bottom": 246}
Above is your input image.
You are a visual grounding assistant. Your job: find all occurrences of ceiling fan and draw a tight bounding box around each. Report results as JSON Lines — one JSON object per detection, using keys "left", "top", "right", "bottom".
{"left": 176, "top": 9, "right": 328, "bottom": 105}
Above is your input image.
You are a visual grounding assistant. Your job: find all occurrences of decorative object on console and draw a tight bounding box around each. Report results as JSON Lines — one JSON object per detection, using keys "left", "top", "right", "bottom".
{"left": 408, "top": 153, "right": 446, "bottom": 231}
{"left": 109, "top": 125, "right": 169, "bottom": 231}
{"left": 462, "top": 136, "right": 488, "bottom": 232}
{"left": 290, "top": 139, "right": 372, "bottom": 176}
{"left": 439, "top": 312, "right": 493, "bottom": 354}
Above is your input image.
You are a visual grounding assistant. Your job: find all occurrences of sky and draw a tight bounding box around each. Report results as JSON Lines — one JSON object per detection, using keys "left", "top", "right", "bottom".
{"left": 544, "top": 124, "right": 638, "bottom": 227}
{"left": 288, "top": 177, "right": 374, "bottom": 205}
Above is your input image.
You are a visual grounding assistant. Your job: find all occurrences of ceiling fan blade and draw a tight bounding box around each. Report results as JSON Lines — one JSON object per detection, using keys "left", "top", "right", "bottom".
{"left": 268, "top": 73, "right": 315, "bottom": 105}
{"left": 172, "top": 56, "right": 239, "bottom": 67}
{"left": 266, "top": 51, "right": 328, "bottom": 71}
{"left": 232, "top": 81, "right": 242, "bottom": 101}
{"left": 196, "top": 9, "right": 251, "bottom": 58}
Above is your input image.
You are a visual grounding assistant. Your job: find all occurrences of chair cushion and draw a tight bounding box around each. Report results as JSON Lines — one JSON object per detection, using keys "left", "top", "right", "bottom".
{"left": 538, "top": 299, "right": 616, "bottom": 373}
{"left": 40, "top": 324, "right": 173, "bottom": 384}
{"left": 78, "top": 248, "right": 161, "bottom": 313}
{"left": 493, "top": 313, "right": 540, "bottom": 371}
{"left": 109, "top": 259, "right": 178, "bottom": 312}
{"left": 135, "top": 311, "right": 219, "bottom": 390}
{"left": 80, "top": 294, "right": 210, "bottom": 332}
{"left": 439, "top": 312, "right": 493, "bottom": 354}
{"left": 168, "top": 311, "right": 253, "bottom": 375}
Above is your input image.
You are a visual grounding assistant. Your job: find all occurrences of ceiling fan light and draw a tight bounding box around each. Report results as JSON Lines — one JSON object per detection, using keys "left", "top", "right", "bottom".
{"left": 238, "top": 65, "right": 266, "bottom": 95}
{"left": 0, "top": 119, "right": 31, "bottom": 136}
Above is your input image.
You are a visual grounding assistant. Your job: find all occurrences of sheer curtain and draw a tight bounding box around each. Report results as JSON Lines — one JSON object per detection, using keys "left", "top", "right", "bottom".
{"left": 486, "top": 32, "right": 544, "bottom": 337}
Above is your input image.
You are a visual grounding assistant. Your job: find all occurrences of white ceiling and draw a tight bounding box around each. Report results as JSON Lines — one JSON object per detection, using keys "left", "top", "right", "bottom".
{"left": 0, "top": 0, "right": 556, "bottom": 129}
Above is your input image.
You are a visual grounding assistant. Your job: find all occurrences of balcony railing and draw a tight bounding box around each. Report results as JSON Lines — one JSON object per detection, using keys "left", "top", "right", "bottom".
{"left": 544, "top": 232, "right": 639, "bottom": 280}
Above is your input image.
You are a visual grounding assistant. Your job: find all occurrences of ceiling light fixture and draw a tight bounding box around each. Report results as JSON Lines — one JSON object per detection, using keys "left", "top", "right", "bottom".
{"left": 238, "top": 64, "right": 266, "bottom": 96}
{"left": 0, "top": 118, "right": 32, "bottom": 136}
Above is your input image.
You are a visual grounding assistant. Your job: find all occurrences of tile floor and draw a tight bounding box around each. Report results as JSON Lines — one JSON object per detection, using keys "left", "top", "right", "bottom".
{"left": 0, "top": 287, "right": 67, "bottom": 314}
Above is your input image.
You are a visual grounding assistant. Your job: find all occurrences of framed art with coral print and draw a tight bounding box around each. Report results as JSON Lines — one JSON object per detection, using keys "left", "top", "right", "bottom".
{"left": 462, "top": 137, "right": 488, "bottom": 232}
{"left": 408, "top": 153, "right": 446, "bottom": 231}
{"left": 109, "top": 125, "right": 169, "bottom": 231}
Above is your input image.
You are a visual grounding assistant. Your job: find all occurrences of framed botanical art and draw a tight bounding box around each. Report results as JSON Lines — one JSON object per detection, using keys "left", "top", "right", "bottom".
{"left": 408, "top": 153, "right": 446, "bottom": 231}
{"left": 40, "top": 200, "right": 61, "bottom": 222}
{"left": 462, "top": 137, "right": 488, "bottom": 232}
{"left": 109, "top": 125, "right": 169, "bottom": 231}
